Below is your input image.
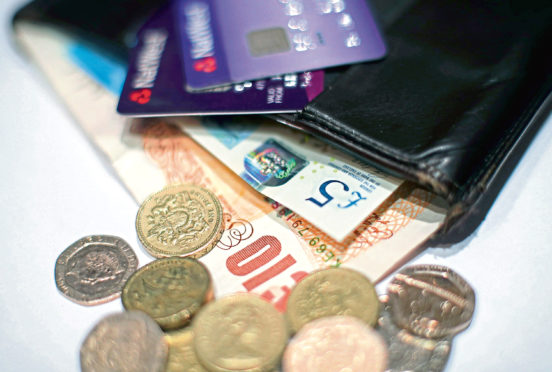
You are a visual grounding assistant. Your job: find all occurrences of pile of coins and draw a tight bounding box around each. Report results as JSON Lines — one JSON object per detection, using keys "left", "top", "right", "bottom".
{"left": 54, "top": 184, "right": 476, "bottom": 372}
{"left": 379, "top": 265, "right": 475, "bottom": 371}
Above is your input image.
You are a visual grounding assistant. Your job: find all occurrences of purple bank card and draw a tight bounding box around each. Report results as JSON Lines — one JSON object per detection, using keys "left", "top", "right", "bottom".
{"left": 174, "top": 0, "right": 386, "bottom": 90}
{"left": 117, "top": 6, "right": 324, "bottom": 116}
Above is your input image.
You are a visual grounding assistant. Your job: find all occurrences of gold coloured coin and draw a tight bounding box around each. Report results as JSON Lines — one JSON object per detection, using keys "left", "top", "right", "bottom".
{"left": 80, "top": 311, "right": 168, "bottom": 372}
{"left": 285, "top": 267, "right": 379, "bottom": 334}
{"left": 136, "top": 184, "right": 224, "bottom": 258}
{"left": 193, "top": 293, "right": 288, "bottom": 372}
{"left": 165, "top": 328, "right": 208, "bottom": 372}
{"left": 122, "top": 257, "right": 213, "bottom": 330}
{"left": 282, "top": 316, "right": 388, "bottom": 372}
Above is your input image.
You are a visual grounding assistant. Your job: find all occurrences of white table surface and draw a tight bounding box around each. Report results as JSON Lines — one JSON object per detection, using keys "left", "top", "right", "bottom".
{"left": 1, "top": 0, "right": 551, "bottom": 371}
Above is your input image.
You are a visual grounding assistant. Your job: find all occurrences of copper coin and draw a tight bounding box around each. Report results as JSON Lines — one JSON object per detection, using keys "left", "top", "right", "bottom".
{"left": 285, "top": 268, "right": 380, "bottom": 334}
{"left": 122, "top": 257, "right": 213, "bottom": 330}
{"left": 387, "top": 264, "right": 475, "bottom": 339}
{"left": 80, "top": 311, "right": 168, "bottom": 372}
{"left": 136, "top": 184, "right": 224, "bottom": 259}
{"left": 193, "top": 293, "right": 288, "bottom": 372}
{"left": 55, "top": 235, "right": 138, "bottom": 305}
{"left": 283, "top": 315, "right": 387, "bottom": 372}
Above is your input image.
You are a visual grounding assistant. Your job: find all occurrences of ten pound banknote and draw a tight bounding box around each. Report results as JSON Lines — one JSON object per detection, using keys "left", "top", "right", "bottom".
{"left": 15, "top": 22, "right": 447, "bottom": 310}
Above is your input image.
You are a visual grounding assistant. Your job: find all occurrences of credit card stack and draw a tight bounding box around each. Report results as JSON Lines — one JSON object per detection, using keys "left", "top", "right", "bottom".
{"left": 117, "top": 0, "right": 386, "bottom": 116}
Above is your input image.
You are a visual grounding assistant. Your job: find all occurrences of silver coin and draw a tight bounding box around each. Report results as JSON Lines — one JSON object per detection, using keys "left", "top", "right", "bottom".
{"left": 80, "top": 311, "right": 168, "bottom": 372}
{"left": 378, "top": 295, "right": 452, "bottom": 372}
{"left": 55, "top": 235, "right": 138, "bottom": 305}
{"left": 387, "top": 264, "right": 475, "bottom": 339}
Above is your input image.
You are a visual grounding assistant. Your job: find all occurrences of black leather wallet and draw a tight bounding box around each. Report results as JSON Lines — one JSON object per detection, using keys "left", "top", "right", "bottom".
{"left": 275, "top": 0, "right": 552, "bottom": 244}
{"left": 13, "top": 0, "right": 552, "bottom": 245}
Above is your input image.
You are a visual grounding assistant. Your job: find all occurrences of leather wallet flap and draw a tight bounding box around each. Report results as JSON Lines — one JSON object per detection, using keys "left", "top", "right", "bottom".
{"left": 285, "top": 0, "right": 552, "bottom": 241}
